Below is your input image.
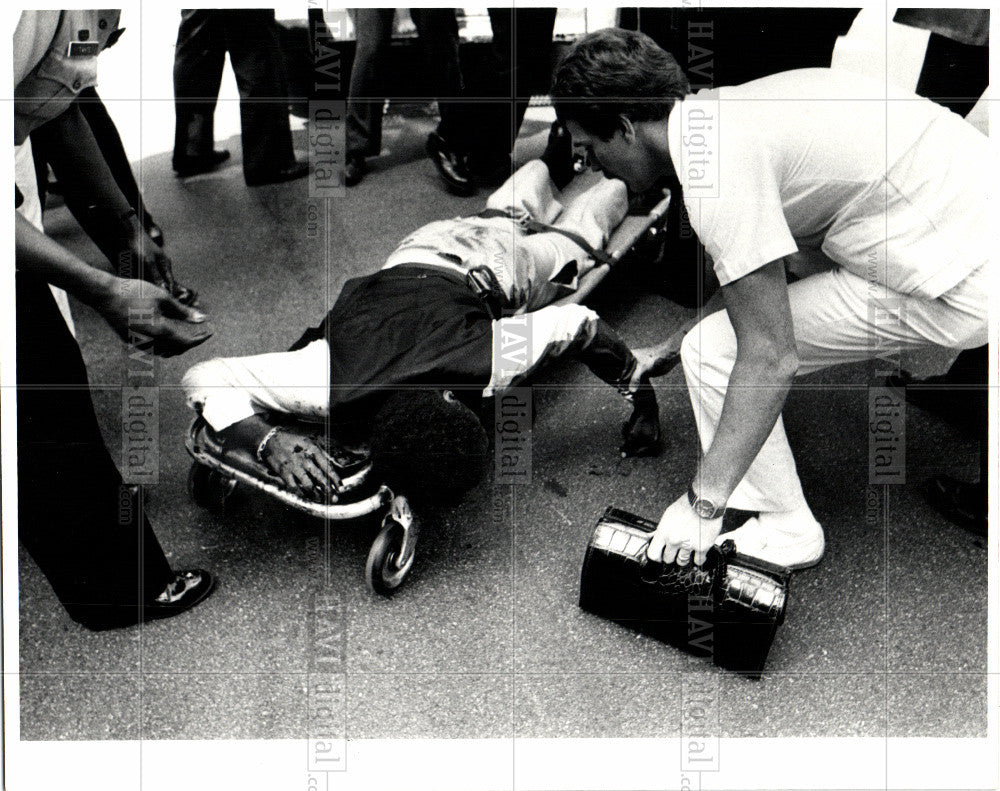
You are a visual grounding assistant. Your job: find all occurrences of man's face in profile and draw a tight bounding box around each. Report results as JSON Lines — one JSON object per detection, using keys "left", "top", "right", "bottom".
{"left": 565, "top": 119, "right": 660, "bottom": 194}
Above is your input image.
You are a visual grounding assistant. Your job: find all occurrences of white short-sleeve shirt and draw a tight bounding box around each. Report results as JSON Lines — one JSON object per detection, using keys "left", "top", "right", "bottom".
{"left": 668, "top": 68, "right": 991, "bottom": 299}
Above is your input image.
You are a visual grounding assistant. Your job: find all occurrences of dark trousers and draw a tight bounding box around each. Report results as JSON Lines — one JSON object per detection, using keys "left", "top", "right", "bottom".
{"left": 78, "top": 88, "right": 152, "bottom": 228}
{"left": 346, "top": 9, "right": 464, "bottom": 158}
{"left": 173, "top": 9, "right": 294, "bottom": 178}
{"left": 16, "top": 275, "right": 173, "bottom": 630}
{"left": 448, "top": 8, "right": 557, "bottom": 170}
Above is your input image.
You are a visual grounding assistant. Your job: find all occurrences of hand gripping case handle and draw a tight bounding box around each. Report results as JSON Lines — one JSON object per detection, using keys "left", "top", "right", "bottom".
{"left": 579, "top": 507, "right": 792, "bottom": 676}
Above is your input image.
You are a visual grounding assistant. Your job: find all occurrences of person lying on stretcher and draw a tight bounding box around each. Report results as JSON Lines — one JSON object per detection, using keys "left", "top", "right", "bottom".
{"left": 182, "top": 157, "right": 675, "bottom": 502}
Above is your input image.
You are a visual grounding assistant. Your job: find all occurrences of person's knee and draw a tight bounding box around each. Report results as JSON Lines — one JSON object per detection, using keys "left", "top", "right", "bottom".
{"left": 600, "top": 177, "right": 628, "bottom": 210}
{"left": 679, "top": 326, "right": 702, "bottom": 370}
{"left": 949, "top": 307, "right": 990, "bottom": 351}
{"left": 181, "top": 359, "right": 226, "bottom": 411}
{"left": 680, "top": 315, "right": 737, "bottom": 381}
{"left": 546, "top": 304, "right": 600, "bottom": 354}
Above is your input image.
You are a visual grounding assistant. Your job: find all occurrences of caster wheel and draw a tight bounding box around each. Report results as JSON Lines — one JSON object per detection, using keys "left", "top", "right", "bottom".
{"left": 188, "top": 461, "right": 236, "bottom": 511}
{"left": 365, "top": 518, "right": 415, "bottom": 595}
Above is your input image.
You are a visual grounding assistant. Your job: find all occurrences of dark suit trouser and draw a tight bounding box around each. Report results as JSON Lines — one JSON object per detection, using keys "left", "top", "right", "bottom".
{"left": 173, "top": 9, "right": 294, "bottom": 177}
{"left": 16, "top": 275, "right": 174, "bottom": 630}
{"left": 346, "top": 9, "right": 464, "bottom": 158}
{"left": 448, "top": 8, "right": 557, "bottom": 169}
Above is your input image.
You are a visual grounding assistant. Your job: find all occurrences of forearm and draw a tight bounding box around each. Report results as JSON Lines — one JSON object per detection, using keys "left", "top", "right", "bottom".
{"left": 32, "top": 103, "right": 135, "bottom": 261}
{"left": 14, "top": 211, "right": 117, "bottom": 306}
{"left": 696, "top": 354, "right": 794, "bottom": 501}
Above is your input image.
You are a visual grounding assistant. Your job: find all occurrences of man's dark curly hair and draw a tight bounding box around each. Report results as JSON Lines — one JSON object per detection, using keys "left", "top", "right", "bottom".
{"left": 368, "top": 389, "right": 489, "bottom": 504}
{"left": 551, "top": 28, "right": 690, "bottom": 141}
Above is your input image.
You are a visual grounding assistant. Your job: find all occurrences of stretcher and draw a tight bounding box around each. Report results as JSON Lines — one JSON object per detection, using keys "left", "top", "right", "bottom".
{"left": 555, "top": 172, "right": 672, "bottom": 306}
{"left": 185, "top": 175, "right": 672, "bottom": 596}
{"left": 186, "top": 416, "right": 418, "bottom": 595}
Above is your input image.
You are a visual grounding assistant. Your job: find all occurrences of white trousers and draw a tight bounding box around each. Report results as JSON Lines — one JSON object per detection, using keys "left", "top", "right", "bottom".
{"left": 680, "top": 259, "right": 991, "bottom": 514}
{"left": 183, "top": 340, "right": 331, "bottom": 431}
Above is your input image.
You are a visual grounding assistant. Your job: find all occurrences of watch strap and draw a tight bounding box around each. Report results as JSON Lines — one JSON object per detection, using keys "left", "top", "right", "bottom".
{"left": 687, "top": 484, "right": 726, "bottom": 520}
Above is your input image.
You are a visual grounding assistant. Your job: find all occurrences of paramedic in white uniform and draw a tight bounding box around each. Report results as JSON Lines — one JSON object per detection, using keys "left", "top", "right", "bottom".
{"left": 552, "top": 28, "right": 991, "bottom": 569}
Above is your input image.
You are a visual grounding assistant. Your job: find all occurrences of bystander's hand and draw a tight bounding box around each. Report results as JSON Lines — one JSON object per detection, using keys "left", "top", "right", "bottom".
{"left": 93, "top": 278, "right": 212, "bottom": 357}
{"left": 123, "top": 232, "right": 177, "bottom": 294}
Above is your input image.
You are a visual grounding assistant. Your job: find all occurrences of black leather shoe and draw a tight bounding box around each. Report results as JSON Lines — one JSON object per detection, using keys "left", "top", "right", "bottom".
{"left": 173, "top": 150, "right": 231, "bottom": 177}
{"left": 146, "top": 222, "right": 165, "bottom": 248}
{"left": 541, "top": 120, "right": 575, "bottom": 189}
{"left": 245, "top": 160, "right": 310, "bottom": 187}
{"left": 173, "top": 284, "right": 199, "bottom": 307}
{"left": 344, "top": 154, "right": 367, "bottom": 187}
{"left": 426, "top": 131, "right": 474, "bottom": 196}
{"left": 142, "top": 569, "right": 216, "bottom": 623}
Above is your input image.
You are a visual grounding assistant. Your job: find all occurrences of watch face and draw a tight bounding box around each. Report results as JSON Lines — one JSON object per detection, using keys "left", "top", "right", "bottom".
{"left": 693, "top": 499, "right": 717, "bottom": 519}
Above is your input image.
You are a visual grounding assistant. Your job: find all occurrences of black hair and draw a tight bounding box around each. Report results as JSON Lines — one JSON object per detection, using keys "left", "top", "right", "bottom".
{"left": 551, "top": 27, "right": 690, "bottom": 141}
{"left": 368, "top": 388, "right": 489, "bottom": 504}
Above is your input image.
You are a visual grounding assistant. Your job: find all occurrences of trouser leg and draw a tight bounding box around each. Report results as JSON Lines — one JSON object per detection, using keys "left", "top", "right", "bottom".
{"left": 173, "top": 10, "right": 226, "bottom": 161}
{"left": 345, "top": 9, "right": 394, "bottom": 159}
{"left": 16, "top": 275, "right": 173, "bottom": 630}
{"left": 485, "top": 160, "right": 628, "bottom": 242}
{"left": 220, "top": 9, "right": 295, "bottom": 176}
{"left": 464, "top": 8, "right": 557, "bottom": 166}
{"left": 410, "top": 9, "right": 464, "bottom": 141}
{"left": 519, "top": 171, "right": 629, "bottom": 284}
{"left": 182, "top": 339, "right": 332, "bottom": 432}
{"left": 485, "top": 159, "right": 563, "bottom": 223}
{"left": 481, "top": 162, "right": 628, "bottom": 306}
{"left": 680, "top": 264, "right": 990, "bottom": 514}
{"left": 439, "top": 9, "right": 514, "bottom": 164}
{"left": 510, "top": 8, "right": 557, "bottom": 141}
{"left": 553, "top": 175, "right": 629, "bottom": 248}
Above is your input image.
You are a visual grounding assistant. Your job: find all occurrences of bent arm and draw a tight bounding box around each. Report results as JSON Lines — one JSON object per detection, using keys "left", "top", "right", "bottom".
{"left": 31, "top": 102, "right": 143, "bottom": 269}
{"left": 16, "top": 211, "right": 210, "bottom": 356}
{"left": 694, "top": 258, "right": 798, "bottom": 502}
{"left": 15, "top": 210, "right": 117, "bottom": 304}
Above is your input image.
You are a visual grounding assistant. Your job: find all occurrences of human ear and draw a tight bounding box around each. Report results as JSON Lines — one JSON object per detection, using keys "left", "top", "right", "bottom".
{"left": 618, "top": 115, "right": 636, "bottom": 142}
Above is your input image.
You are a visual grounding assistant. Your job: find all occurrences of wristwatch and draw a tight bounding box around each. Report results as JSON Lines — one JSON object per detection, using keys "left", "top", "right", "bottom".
{"left": 687, "top": 484, "right": 726, "bottom": 520}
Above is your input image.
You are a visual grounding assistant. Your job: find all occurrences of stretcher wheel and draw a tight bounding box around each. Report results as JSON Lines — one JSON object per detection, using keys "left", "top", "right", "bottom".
{"left": 188, "top": 461, "right": 237, "bottom": 510}
{"left": 365, "top": 518, "right": 415, "bottom": 595}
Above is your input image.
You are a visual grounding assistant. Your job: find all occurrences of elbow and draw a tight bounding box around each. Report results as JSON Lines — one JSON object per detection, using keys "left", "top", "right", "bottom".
{"left": 737, "top": 345, "right": 799, "bottom": 385}
{"left": 776, "top": 349, "right": 799, "bottom": 382}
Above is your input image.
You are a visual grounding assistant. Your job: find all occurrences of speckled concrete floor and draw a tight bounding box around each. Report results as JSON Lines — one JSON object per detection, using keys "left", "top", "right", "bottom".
{"left": 18, "top": 109, "right": 988, "bottom": 753}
